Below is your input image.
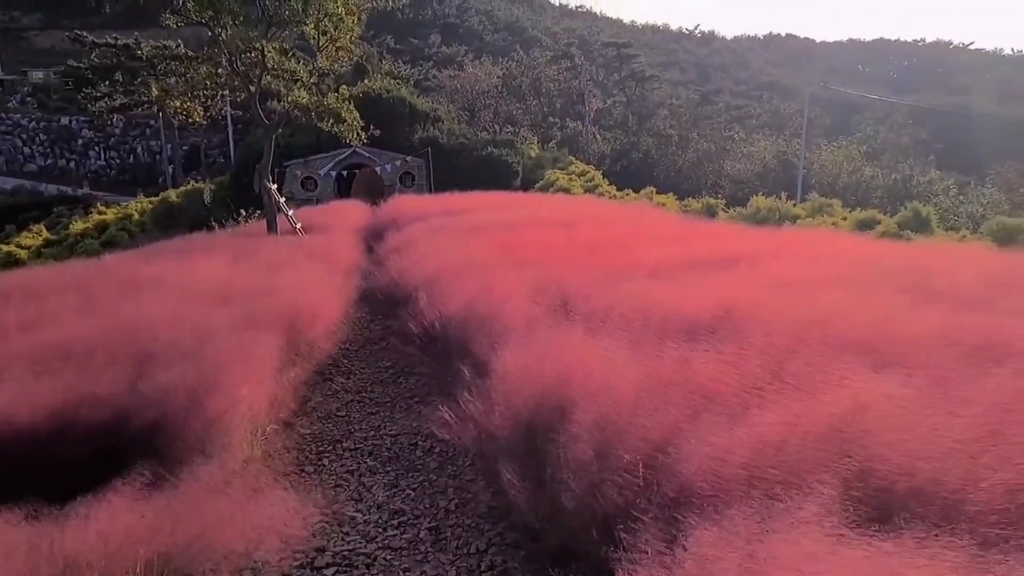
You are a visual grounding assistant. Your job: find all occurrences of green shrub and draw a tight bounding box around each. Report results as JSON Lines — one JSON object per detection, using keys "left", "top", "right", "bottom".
{"left": 872, "top": 218, "right": 912, "bottom": 240}
{"left": 794, "top": 215, "right": 847, "bottom": 229}
{"left": 520, "top": 145, "right": 573, "bottom": 190}
{"left": 931, "top": 228, "right": 978, "bottom": 243}
{"left": 534, "top": 160, "right": 620, "bottom": 196}
{"left": 679, "top": 196, "right": 726, "bottom": 218}
{"left": 0, "top": 189, "right": 99, "bottom": 232}
{"left": 634, "top": 186, "right": 681, "bottom": 211}
{"left": 0, "top": 178, "right": 236, "bottom": 270}
{"left": 0, "top": 245, "right": 29, "bottom": 268}
{"left": 894, "top": 201, "right": 938, "bottom": 235}
{"left": 146, "top": 181, "right": 229, "bottom": 233}
{"left": 535, "top": 162, "right": 1014, "bottom": 248}
{"left": 980, "top": 216, "right": 1024, "bottom": 247}
{"left": 846, "top": 208, "right": 887, "bottom": 232}
{"left": 724, "top": 194, "right": 806, "bottom": 226}
{"left": 798, "top": 194, "right": 847, "bottom": 219}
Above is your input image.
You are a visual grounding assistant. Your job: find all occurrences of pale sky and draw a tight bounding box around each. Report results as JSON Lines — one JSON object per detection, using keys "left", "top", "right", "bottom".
{"left": 584, "top": 0, "right": 1022, "bottom": 51}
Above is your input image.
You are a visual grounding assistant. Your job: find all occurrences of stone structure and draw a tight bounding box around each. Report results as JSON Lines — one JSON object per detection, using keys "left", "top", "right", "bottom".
{"left": 0, "top": 98, "right": 240, "bottom": 193}
{"left": 281, "top": 145, "right": 430, "bottom": 204}
{"left": 0, "top": 174, "right": 135, "bottom": 203}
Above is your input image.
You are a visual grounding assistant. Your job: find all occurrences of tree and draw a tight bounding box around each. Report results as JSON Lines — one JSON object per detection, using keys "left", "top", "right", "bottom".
{"left": 991, "top": 162, "right": 1024, "bottom": 215}
{"left": 162, "top": 0, "right": 369, "bottom": 234}
{"left": 65, "top": 31, "right": 220, "bottom": 189}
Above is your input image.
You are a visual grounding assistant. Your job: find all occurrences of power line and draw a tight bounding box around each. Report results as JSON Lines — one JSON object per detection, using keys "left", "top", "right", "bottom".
{"left": 818, "top": 82, "right": 947, "bottom": 111}
{"left": 797, "top": 82, "right": 952, "bottom": 202}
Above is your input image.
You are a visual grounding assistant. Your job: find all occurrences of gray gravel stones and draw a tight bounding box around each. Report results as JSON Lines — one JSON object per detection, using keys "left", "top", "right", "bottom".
{"left": 282, "top": 311, "right": 553, "bottom": 576}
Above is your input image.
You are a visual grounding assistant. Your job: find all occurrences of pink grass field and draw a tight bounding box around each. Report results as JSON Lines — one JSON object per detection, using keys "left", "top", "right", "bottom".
{"left": 371, "top": 192, "right": 1024, "bottom": 574}
{"left": 0, "top": 201, "right": 371, "bottom": 576}
{"left": 4, "top": 190, "right": 1024, "bottom": 575}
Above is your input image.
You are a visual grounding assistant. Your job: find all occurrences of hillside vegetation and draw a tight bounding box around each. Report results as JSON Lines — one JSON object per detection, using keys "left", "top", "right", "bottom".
{"left": 0, "top": 179, "right": 256, "bottom": 269}
{"left": 7, "top": 157, "right": 1024, "bottom": 271}
{"left": 366, "top": 0, "right": 1024, "bottom": 212}
{"left": 536, "top": 160, "right": 1024, "bottom": 246}
{"left": 7, "top": 0, "right": 1024, "bottom": 229}
{"left": 0, "top": 188, "right": 100, "bottom": 232}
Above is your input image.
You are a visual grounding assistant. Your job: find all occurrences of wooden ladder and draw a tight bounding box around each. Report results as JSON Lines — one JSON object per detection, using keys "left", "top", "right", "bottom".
{"left": 270, "top": 184, "right": 305, "bottom": 236}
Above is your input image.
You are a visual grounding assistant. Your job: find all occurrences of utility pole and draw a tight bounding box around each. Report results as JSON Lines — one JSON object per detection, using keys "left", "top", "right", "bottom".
{"left": 796, "top": 89, "right": 810, "bottom": 203}
{"left": 579, "top": 53, "right": 592, "bottom": 157}
{"left": 427, "top": 147, "right": 435, "bottom": 193}
{"left": 225, "top": 92, "right": 235, "bottom": 164}
{"left": 221, "top": 55, "right": 236, "bottom": 164}
{"left": 157, "top": 109, "right": 172, "bottom": 189}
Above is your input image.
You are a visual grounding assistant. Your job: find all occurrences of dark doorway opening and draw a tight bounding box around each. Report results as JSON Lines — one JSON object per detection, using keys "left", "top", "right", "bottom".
{"left": 352, "top": 166, "right": 387, "bottom": 205}
{"left": 335, "top": 162, "right": 370, "bottom": 198}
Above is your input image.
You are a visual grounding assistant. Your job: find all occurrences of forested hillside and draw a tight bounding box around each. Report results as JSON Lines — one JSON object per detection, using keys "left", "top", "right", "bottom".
{"left": 6, "top": 0, "right": 1024, "bottom": 231}
{"left": 363, "top": 0, "right": 1024, "bottom": 228}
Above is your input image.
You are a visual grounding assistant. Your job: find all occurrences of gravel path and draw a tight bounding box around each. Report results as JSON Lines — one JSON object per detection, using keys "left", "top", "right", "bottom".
{"left": 279, "top": 310, "right": 553, "bottom": 576}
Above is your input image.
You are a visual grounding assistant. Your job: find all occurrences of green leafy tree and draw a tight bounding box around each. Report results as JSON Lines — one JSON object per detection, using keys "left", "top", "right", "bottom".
{"left": 162, "top": 0, "right": 369, "bottom": 234}
{"left": 65, "top": 31, "right": 219, "bottom": 188}
{"left": 991, "top": 162, "right": 1024, "bottom": 215}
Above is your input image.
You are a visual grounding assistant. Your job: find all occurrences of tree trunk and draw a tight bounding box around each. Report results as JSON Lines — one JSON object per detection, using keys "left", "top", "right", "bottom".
{"left": 199, "top": 140, "right": 207, "bottom": 178}
{"left": 257, "top": 131, "right": 279, "bottom": 235}
{"left": 169, "top": 118, "right": 183, "bottom": 188}
{"left": 157, "top": 109, "right": 172, "bottom": 189}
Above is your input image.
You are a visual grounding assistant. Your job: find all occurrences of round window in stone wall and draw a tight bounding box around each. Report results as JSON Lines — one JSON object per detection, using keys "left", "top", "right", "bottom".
{"left": 397, "top": 170, "right": 416, "bottom": 189}
{"left": 299, "top": 175, "right": 319, "bottom": 192}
